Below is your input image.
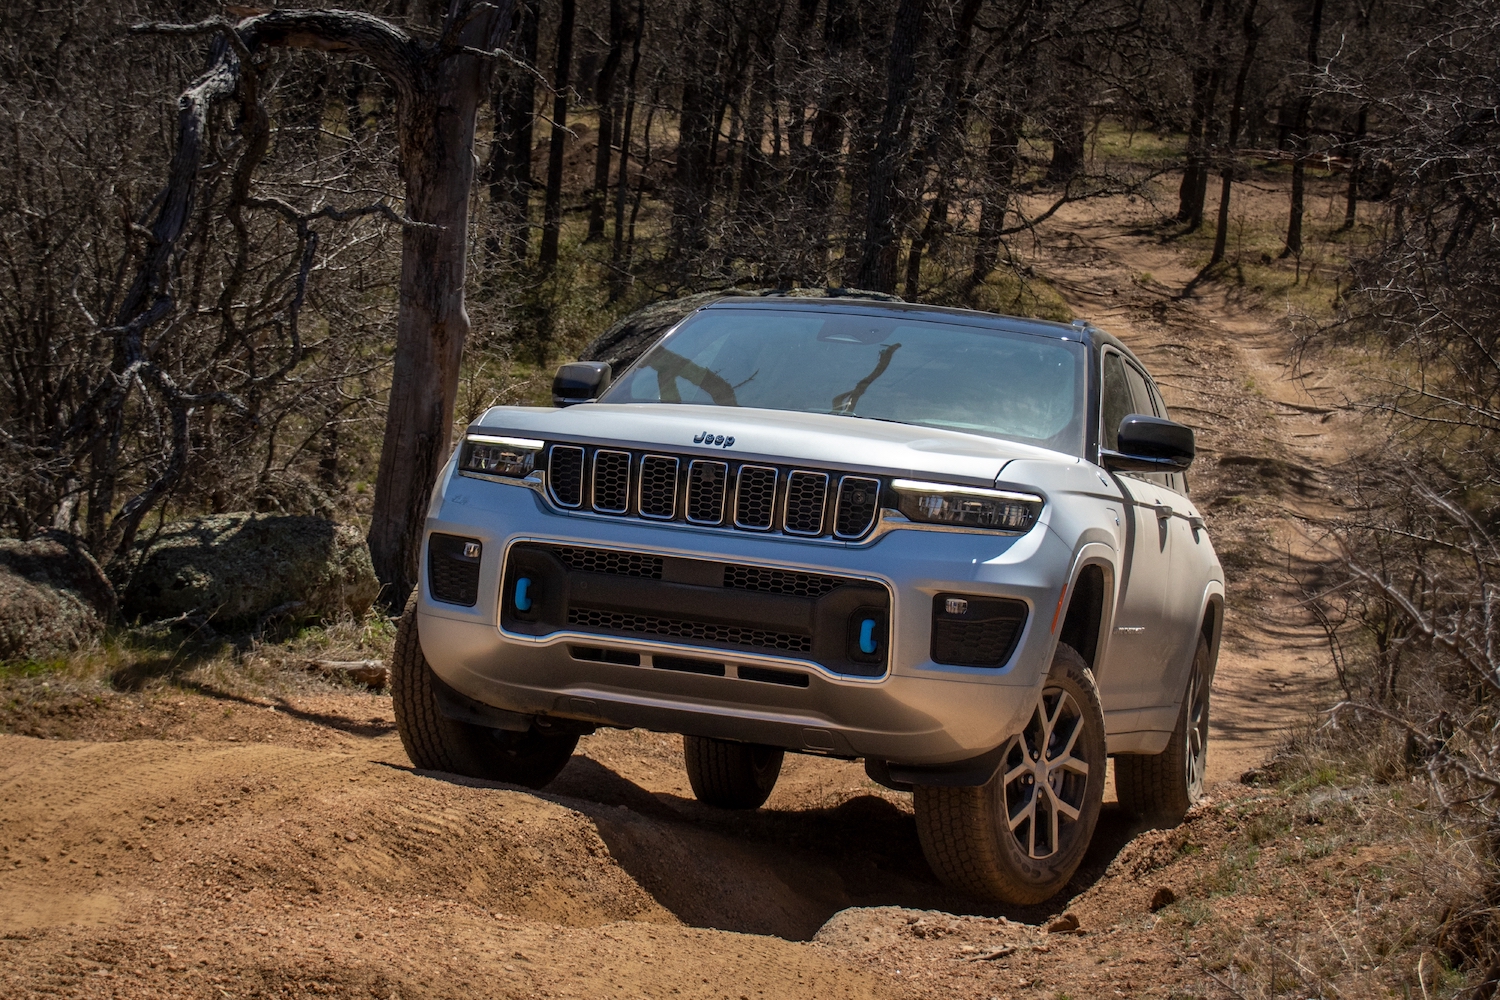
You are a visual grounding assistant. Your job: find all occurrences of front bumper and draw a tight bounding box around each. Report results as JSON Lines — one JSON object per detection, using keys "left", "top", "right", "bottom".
{"left": 418, "top": 476, "right": 1071, "bottom": 766}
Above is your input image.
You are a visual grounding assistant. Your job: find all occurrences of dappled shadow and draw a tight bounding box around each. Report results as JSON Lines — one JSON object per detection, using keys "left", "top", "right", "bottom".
{"left": 402, "top": 752, "right": 1148, "bottom": 940}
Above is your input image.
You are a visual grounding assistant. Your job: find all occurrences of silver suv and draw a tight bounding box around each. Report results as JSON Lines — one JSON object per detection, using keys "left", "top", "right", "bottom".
{"left": 392, "top": 298, "right": 1223, "bottom": 904}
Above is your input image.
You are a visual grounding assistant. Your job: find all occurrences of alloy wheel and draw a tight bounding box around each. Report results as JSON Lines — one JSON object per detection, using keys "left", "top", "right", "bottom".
{"left": 999, "top": 686, "right": 1092, "bottom": 859}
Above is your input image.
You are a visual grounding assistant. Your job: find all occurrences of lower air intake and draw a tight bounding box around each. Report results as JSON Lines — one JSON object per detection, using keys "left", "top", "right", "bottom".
{"left": 930, "top": 594, "right": 1029, "bottom": 667}
{"left": 428, "top": 533, "right": 481, "bottom": 606}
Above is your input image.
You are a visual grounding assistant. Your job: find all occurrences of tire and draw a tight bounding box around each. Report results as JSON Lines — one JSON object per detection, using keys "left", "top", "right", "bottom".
{"left": 914, "top": 643, "right": 1106, "bottom": 904}
{"left": 390, "top": 593, "right": 577, "bottom": 788}
{"left": 1115, "top": 632, "right": 1213, "bottom": 825}
{"left": 683, "top": 736, "right": 785, "bottom": 809}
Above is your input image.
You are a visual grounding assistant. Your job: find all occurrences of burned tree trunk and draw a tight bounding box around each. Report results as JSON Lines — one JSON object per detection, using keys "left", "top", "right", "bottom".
{"left": 538, "top": 0, "right": 577, "bottom": 275}
{"left": 1280, "top": 0, "right": 1325, "bottom": 258}
{"left": 1209, "top": 0, "right": 1260, "bottom": 266}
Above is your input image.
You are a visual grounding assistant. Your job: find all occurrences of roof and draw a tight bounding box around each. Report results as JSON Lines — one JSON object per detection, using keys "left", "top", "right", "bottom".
{"left": 701, "top": 295, "right": 1142, "bottom": 366}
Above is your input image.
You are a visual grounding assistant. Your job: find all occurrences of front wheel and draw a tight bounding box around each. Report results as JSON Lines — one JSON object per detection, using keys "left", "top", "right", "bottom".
{"left": 1115, "top": 632, "right": 1213, "bottom": 824}
{"left": 391, "top": 593, "right": 577, "bottom": 788}
{"left": 914, "top": 643, "right": 1106, "bottom": 904}
{"left": 683, "top": 736, "right": 784, "bottom": 809}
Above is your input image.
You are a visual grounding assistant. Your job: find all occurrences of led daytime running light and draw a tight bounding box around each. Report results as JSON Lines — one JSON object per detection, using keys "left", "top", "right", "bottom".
{"left": 460, "top": 434, "right": 543, "bottom": 477}
{"left": 891, "top": 479, "right": 1042, "bottom": 532}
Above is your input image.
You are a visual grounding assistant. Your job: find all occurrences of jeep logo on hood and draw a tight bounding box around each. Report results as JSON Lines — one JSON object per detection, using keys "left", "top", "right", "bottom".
{"left": 693, "top": 431, "right": 735, "bottom": 448}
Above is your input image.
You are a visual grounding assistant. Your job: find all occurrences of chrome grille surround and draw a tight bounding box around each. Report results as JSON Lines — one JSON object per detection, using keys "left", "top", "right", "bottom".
{"left": 783, "top": 470, "right": 829, "bottom": 535}
{"left": 591, "top": 449, "right": 631, "bottom": 514}
{"left": 686, "top": 460, "right": 728, "bottom": 525}
{"left": 528, "top": 443, "right": 890, "bottom": 541}
{"left": 734, "top": 465, "right": 779, "bottom": 531}
{"left": 547, "top": 445, "right": 585, "bottom": 508}
{"left": 638, "top": 454, "right": 680, "bottom": 520}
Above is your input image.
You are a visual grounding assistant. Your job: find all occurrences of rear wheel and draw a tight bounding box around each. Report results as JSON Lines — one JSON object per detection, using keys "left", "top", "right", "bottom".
{"left": 1115, "top": 632, "right": 1213, "bottom": 824}
{"left": 391, "top": 594, "right": 577, "bottom": 788}
{"left": 683, "top": 736, "right": 785, "bottom": 809}
{"left": 914, "top": 643, "right": 1106, "bottom": 904}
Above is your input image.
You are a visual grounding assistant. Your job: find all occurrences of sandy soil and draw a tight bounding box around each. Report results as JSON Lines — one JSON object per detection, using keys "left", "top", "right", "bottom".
{"left": 0, "top": 187, "right": 1363, "bottom": 999}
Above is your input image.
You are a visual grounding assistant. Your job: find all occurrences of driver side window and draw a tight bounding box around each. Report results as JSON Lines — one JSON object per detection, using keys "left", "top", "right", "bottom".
{"left": 1100, "top": 353, "right": 1134, "bottom": 452}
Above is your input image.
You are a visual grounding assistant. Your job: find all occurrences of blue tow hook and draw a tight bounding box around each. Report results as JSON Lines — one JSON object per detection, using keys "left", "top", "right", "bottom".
{"left": 858, "top": 618, "right": 878, "bottom": 655}
{"left": 514, "top": 577, "right": 533, "bottom": 612}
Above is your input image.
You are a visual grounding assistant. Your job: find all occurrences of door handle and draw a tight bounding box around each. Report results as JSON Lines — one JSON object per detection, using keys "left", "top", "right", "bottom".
{"left": 1154, "top": 503, "right": 1174, "bottom": 520}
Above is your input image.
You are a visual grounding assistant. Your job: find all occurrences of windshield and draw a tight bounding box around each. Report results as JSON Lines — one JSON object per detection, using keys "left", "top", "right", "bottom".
{"left": 599, "top": 307, "right": 1088, "bottom": 456}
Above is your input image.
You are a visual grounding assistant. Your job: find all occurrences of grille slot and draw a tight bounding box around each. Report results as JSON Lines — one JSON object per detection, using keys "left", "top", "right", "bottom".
{"left": 783, "top": 471, "right": 829, "bottom": 535}
{"left": 835, "top": 476, "right": 881, "bottom": 538}
{"left": 592, "top": 450, "right": 631, "bottom": 513}
{"left": 724, "top": 564, "right": 843, "bottom": 598}
{"left": 548, "top": 446, "right": 585, "bottom": 508}
{"left": 638, "top": 454, "right": 679, "bottom": 519}
{"left": 567, "top": 607, "right": 812, "bottom": 653}
{"left": 554, "top": 546, "right": 663, "bottom": 579}
{"left": 427, "top": 533, "right": 481, "bottom": 606}
{"left": 735, "top": 465, "right": 778, "bottom": 530}
{"left": 686, "top": 460, "right": 728, "bottom": 524}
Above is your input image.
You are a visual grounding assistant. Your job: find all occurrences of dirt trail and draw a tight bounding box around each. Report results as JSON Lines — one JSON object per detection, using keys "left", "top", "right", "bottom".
{"left": 0, "top": 196, "right": 1355, "bottom": 999}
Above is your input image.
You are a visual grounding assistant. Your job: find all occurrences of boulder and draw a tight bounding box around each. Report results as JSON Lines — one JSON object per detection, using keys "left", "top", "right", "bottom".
{"left": 124, "top": 514, "right": 380, "bottom": 625}
{"left": 0, "top": 534, "right": 115, "bottom": 662}
{"left": 579, "top": 286, "right": 902, "bottom": 373}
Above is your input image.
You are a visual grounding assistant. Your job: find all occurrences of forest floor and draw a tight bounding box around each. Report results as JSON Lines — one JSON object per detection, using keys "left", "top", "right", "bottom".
{"left": 1, "top": 179, "right": 1463, "bottom": 999}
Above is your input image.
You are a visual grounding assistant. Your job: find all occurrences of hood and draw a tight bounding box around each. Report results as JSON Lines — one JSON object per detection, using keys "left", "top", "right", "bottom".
{"left": 470, "top": 403, "right": 1074, "bottom": 488}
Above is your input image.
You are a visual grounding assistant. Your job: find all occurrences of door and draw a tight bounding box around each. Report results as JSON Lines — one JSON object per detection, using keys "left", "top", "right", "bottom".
{"left": 1095, "top": 350, "right": 1177, "bottom": 721}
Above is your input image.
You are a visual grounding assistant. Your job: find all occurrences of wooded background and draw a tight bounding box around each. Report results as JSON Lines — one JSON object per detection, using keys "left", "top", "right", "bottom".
{"left": 0, "top": 0, "right": 1492, "bottom": 619}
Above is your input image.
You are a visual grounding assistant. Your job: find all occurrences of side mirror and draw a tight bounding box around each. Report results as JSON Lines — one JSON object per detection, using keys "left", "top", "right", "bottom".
{"left": 553, "top": 361, "right": 611, "bottom": 407}
{"left": 1101, "top": 414, "right": 1195, "bottom": 472}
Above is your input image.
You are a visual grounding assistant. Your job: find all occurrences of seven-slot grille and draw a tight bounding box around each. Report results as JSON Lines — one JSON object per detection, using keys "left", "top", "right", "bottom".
{"left": 544, "top": 444, "right": 881, "bottom": 539}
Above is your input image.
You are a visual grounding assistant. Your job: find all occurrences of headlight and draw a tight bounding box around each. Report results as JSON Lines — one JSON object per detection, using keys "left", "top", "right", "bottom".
{"left": 892, "top": 479, "right": 1042, "bottom": 532}
{"left": 459, "top": 434, "right": 543, "bottom": 477}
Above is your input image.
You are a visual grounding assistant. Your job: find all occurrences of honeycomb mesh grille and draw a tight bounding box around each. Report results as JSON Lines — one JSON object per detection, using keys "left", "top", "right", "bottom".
{"left": 427, "top": 533, "right": 480, "bottom": 606}
{"left": 548, "top": 446, "right": 584, "bottom": 507}
{"left": 638, "top": 455, "right": 679, "bottom": 519}
{"left": 567, "top": 607, "right": 812, "bottom": 653}
{"left": 554, "top": 546, "right": 664, "bottom": 579}
{"left": 735, "top": 466, "right": 778, "bottom": 530}
{"left": 723, "top": 564, "right": 843, "bottom": 598}
{"left": 686, "top": 461, "right": 728, "bottom": 524}
{"left": 592, "top": 450, "right": 631, "bottom": 513}
{"left": 783, "top": 471, "right": 829, "bottom": 535}
{"left": 835, "top": 476, "right": 881, "bottom": 538}
{"left": 931, "top": 619, "right": 1023, "bottom": 667}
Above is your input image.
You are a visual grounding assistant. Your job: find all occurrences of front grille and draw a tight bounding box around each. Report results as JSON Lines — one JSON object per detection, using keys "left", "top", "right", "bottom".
{"left": 686, "top": 460, "right": 727, "bottom": 524}
{"left": 725, "top": 564, "right": 843, "bottom": 598}
{"left": 548, "top": 446, "right": 584, "bottom": 507}
{"left": 428, "top": 533, "right": 481, "bottom": 606}
{"left": 568, "top": 607, "right": 813, "bottom": 653}
{"left": 784, "top": 471, "right": 829, "bottom": 535}
{"left": 592, "top": 450, "right": 631, "bottom": 513}
{"left": 638, "top": 455, "right": 679, "bottom": 519}
{"left": 930, "top": 594, "right": 1029, "bottom": 667}
{"left": 835, "top": 476, "right": 881, "bottom": 538}
{"left": 538, "top": 443, "right": 884, "bottom": 541}
{"left": 735, "top": 465, "right": 778, "bottom": 530}
{"left": 555, "top": 546, "right": 663, "bottom": 579}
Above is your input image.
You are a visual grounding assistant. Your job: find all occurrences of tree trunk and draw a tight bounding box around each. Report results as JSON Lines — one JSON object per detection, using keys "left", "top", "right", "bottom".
{"left": 854, "top": 0, "right": 928, "bottom": 293}
{"left": 486, "top": 0, "right": 538, "bottom": 257}
{"left": 1281, "top": 0, "right": 1325, "bottom": 258}
{"left": 368, "top": 4, "right": 516, "bottom": 608}
{"left": 1177, "top": 0, "right": 1218, "bottom": 223}
{"left": 1209, "top": 0, "right": 1261, "bottom": 266}
{"left": 1341, "top": 103, "right": 1367, "bottom": 230}
{"left": 587, "top": 0, "right": 625, "bottom": 242}
{"left": 610, "top": 0, "right": 646, "bottom": 297}
{"left": 971, "top": 108, "right": 1022, "bottom": 283}
{"left": 538, "top": 0, "right": 576, "bottom": 275}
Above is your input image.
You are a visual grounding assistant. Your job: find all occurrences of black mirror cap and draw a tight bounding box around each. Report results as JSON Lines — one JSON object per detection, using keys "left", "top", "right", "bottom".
{"left": 1102, "top": 414, "right": 1195, "bottom": 472}
{"left": 553, "top": 361, "right": 612, "bottom": 407}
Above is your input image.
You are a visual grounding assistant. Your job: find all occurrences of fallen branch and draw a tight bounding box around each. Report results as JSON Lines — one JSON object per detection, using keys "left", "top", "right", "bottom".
{"left": 305, "top": 659, "right": 389, "bottom": 689}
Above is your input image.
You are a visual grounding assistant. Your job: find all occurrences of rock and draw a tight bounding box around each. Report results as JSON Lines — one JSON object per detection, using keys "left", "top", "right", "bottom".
{"left": 0, "top": 533, "right": 115, "bottom": 661}
{"left": 1149, "top": 887, "right": 1177, "bottom": 911}
{"left": 1045, "top": 912, "right": 1080, "bottom": 934}
{"left": 124, "top": 514, "right": 379, "bottom": 625}
{"left": 579, "top": 287, "right": 902, "bottom": 373}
